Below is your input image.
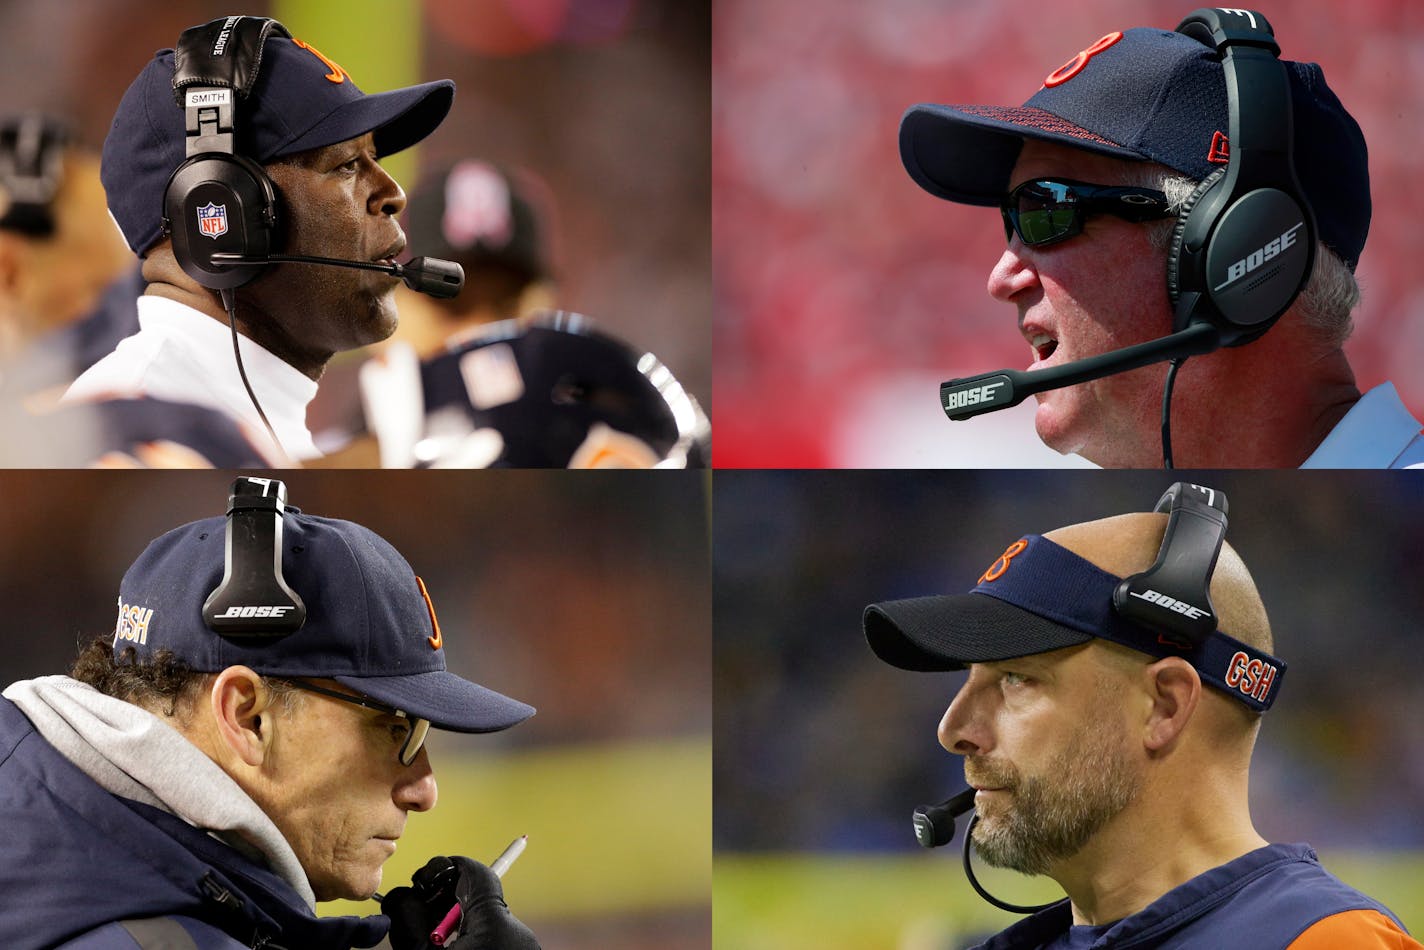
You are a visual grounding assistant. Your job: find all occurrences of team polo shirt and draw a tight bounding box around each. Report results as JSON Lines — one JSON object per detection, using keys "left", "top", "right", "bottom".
{"left": 63, "top": 294, "right": 319, "bottom": 461}
{"left": 974, "top": 843, "right": 1418, "bottom": 950}
{"left": 1301, "top": 382, "right": 1424, "bottom": 468}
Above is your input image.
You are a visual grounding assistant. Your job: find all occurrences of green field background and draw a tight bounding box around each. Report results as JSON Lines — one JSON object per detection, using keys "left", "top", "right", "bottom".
{"left": 322, "top": 736, "right": 711, "bottom": 923}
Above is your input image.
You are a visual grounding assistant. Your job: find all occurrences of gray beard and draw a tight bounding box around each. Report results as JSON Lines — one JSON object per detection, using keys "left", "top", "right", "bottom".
{"left": 968, "top": 717, "right": 1139, "bottom": 876}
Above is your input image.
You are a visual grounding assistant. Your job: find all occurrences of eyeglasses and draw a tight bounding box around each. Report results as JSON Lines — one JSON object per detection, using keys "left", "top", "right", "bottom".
{"left": 1000, "top": 178, "right": 1172, "bottom": 248}
{"left": 280, "top": 679, "right": 432, "bottom": 767}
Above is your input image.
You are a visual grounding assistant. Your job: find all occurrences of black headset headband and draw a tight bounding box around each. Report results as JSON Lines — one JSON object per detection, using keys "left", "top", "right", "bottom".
{"left": 201, "top": 476, "right": 306, "bottom": 636}
{"left": 1112, "top": 481, "right": 1227, "bottom": 649}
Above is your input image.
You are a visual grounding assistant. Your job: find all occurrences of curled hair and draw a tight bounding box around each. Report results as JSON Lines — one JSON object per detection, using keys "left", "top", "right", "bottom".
{"left": 69, "top": 635, "right": 300, "bottom": 720}
{"left": 1122, "top": 166, "right": 1360, "bottom": 349}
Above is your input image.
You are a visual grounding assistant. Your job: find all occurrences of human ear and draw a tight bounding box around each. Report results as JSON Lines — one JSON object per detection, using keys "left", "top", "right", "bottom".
{"left": 208, "top": 665, "right": 278, "bottom": 768}
{"left": 1142, "top": 657, "right": 1201, "bottom": 756}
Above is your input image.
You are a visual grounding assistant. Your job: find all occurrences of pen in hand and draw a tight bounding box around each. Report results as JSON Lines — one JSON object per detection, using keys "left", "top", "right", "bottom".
{"left": 429, "top": 835, "right": 528, "bottom": 947}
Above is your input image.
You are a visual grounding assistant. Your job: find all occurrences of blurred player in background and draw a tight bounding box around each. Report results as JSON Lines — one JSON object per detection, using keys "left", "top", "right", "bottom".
{"left": 864, "top": 491, "right": 1420, "bottom": 948}
{"left": 901, "top": 11, "right": 1422, "bottom": 467}
{"left": 344, "top": 159, "right": 709, "bottom": 468}
{"left": 0, "top": 477, "right": 540, "bottom": 948}
{"left": 0, "top": 112, "right": 133, "bottom": 395}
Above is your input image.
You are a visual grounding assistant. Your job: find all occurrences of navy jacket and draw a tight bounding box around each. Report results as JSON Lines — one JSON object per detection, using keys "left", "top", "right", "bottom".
{"left": 974, "top": 842, "right": 1411, "bottom": 949}
{"left": 0, "top": 697, "right": 387, "bottom": 950}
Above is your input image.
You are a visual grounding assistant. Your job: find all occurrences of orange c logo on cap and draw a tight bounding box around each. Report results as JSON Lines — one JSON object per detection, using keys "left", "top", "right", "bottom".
{"left": 291, "top": 37, "right": 348, "bottom": 84}
{"left": 416, "top": 576, "right": 443, "bottom": 650}
{"left": 979, "top": 539, "right": 1028, "bottom": 584}
{"left": 1043, "top": 32, "right": 1123, "bottom": 88}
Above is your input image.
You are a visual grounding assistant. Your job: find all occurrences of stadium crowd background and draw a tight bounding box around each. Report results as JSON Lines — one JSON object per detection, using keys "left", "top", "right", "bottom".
{"left": 713, "top": 0, "right": 1424, "bottom": 466}
{"left": 714, "top": 470, "right": 1424, "bottom": 946}
{"left": 0, "top": 470, "right": 712, "bottom": 949}
{"left": 0, "top": 0, "right": 710, "bottom": 415}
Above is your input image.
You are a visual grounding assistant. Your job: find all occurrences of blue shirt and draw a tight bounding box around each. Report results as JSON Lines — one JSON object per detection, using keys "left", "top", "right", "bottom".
{"left": 972, "top": 843, "right": 1413, "bottom": 950}
{"left": 1301, "top": 382, "right": 1424, "bottom": 468}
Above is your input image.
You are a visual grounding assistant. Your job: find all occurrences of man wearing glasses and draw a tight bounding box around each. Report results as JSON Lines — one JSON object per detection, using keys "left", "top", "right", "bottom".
{"left": 0, "top": 487, "right": 540, "bottom": 949}
{"left": 901, "top": 18, "right": 1424, "bottom": 468}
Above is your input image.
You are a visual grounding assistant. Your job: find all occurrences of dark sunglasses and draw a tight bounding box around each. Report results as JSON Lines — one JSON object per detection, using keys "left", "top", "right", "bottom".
{"left": 1001, "top": 178, "right": 1172, "bottom": 248}
{"left": 280, "top": 679, "right": 432, "bottom": 767}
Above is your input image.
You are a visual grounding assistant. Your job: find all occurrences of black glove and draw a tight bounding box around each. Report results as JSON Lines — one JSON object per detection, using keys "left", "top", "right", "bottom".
{"left": 381, "top": 856, "right": 541, "bottom": 950}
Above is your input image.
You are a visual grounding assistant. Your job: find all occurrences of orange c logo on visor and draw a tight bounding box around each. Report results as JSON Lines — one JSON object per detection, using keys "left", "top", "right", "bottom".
{"left": 292, "top": 37, "right": 349, "bottom": 84}
{"left": 979, "top": 539, "right": 1029, "bottom": 584}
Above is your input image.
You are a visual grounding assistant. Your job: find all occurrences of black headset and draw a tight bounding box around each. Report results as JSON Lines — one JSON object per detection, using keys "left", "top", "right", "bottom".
{"left": 162, "top": 16, "right": 287, "bottom": 291}
{"left": 0, "top": 113, "right": 70, "bottom": 237}
{"left": 201, "top": 476, "right": 306, "bottom": 636}
{"left": 1166, "top": 7, "right": 1316, "bottom": 347}
{"left": 1112, "top": 481, "right": 1227, "bottom": 648}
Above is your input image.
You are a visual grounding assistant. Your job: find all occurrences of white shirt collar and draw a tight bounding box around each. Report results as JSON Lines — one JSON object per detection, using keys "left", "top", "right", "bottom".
{"left": 67, "top": 295, "right": 320, "bottom": 460}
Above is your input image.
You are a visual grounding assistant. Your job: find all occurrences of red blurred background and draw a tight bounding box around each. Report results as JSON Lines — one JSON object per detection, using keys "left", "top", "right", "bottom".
{"left": 713, "top": 0, "right": 1424, "bottom": 467}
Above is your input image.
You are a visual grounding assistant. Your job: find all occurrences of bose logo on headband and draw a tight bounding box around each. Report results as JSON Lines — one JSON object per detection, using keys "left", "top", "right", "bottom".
{"left": 1128, "top": 588, "right": 1210, "bottom": 621}
{"left": 213, "top": 605, "right": 297, "bottom": 619}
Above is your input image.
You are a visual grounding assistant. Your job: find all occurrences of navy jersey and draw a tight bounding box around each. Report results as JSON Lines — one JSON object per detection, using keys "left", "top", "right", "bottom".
{"left": 363, "top": 311, "right": 709, "bottom": 468}
{"left": 976, "top": 844, "right": 1418, "bottom": 950}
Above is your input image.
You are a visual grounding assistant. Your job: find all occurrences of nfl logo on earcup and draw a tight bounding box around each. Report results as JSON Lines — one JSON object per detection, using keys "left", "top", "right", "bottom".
{"left": 197, "top": 202, "right": 228, "bottom": 238}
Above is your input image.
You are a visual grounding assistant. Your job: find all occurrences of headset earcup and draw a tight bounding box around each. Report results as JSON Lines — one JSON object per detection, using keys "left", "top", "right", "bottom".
{"left": 162, "top": 153, "right": 278, "bottom": 290}
{"left": 1165, "top": 168, "right": 1225, "bottom": 308}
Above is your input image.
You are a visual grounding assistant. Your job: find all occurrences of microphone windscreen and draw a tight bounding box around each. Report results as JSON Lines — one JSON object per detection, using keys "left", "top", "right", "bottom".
{"left": 401, "top": 257, "right": 464, "bottom": 299}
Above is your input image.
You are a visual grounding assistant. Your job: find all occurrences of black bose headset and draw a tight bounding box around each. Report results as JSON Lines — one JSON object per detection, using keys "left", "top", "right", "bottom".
{"left": 1166, "top": 8, "right": 1316, "bottom": 346}
{"left": 201, "top": 476, "right": 306, "bottom": 636}
{"left": 1112, "top": 481, "right": 1227, "bottom": 647}
{"left": 162, "top": 16, "right": 287, "bottom": 291}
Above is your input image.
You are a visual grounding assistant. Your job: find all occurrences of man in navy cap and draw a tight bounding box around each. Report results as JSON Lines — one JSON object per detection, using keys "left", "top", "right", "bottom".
{"left": 63, "top": 16, "right": 457, "bottom": 463}
{"left": 0, "top": 478, "right": 540, "bottom": 948}
{"left": 864, "top": 499, "right": 1418, "bottom": 948}
{"left": 902, "top": 12, "right": 1424, "bottom": 467}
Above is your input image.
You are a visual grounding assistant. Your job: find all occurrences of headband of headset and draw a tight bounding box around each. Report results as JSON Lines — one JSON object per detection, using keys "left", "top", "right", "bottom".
{"left": 1113, "top": 482, "right": 1227, "bottom": 649}
{"left": 201, "top": 476, "right": 306, "bottom": 636}
{"left": 172, "top": 16, "right": 291, "bottom": 158}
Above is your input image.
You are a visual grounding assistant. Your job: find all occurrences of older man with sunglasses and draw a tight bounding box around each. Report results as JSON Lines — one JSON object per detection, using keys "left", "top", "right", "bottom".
{"left": 901, "top": 17, "right": 1424, "bottom": 468}
{"left": 0, "top": 480, "right": 540, "bottom": 949}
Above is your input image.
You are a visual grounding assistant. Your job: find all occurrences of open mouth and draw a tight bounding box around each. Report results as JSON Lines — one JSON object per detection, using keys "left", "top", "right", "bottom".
{"left": 373, "top": 238, "right": 407, "bottom": 266}
{"left": 1029, "top": 333, "right": 1058, "bottom": 362}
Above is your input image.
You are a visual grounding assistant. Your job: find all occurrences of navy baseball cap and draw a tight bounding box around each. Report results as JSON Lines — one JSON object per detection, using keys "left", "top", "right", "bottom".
{"left": 112, "top": 504, "right": 534, "bottom": 734}
{"left": 864, "top": 533, "right": 1285, "bottom": 712}
{"left": 900, "top": 25, "right": 1370, "bottom": 270}
{"left": 103, "top": 20, "right": 455, "bottom": 256}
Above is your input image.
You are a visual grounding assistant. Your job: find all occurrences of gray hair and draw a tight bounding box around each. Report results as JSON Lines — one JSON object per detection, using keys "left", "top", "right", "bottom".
{"left": 1127, "top": 167, "right": 1359, "bottom": 348}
